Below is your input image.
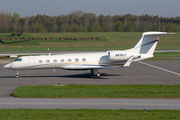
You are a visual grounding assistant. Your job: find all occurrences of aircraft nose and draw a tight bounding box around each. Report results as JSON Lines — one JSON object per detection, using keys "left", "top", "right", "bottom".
{"left": 4, "top": 63, "right": 11, "bottom": 69}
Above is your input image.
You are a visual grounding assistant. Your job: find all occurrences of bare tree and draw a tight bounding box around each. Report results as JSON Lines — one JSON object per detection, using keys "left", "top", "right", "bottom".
{"left": 71, "top": 10, "right": 84, "bottom": 17}
{"left": 134, "top": 17, "right": 140, "bottom": 32}
{"left": 124, "top": 18, "right": 128, "bottom": 31}
{"left": 0, "top": 11, "right": 4, "bottom": 32}
{"left": 82, "top": 13, "right": 89, "bottom": 30}
{"left": 24, "top": 16, "right": 29, "bottom": 33}
{"left": 52, "top": 17, "right": 57, "bottom": 32}
{"left": 67, "top": 13, "right": 75, "bottom": 30}
{"left": 106, "top": 15, "right": 112, "bottom": 31}
{"left": 60, "top": 15, "right": 68, "bottom": 32}
{"left": 13, "top": 12, "right": 20, "bottom": 33}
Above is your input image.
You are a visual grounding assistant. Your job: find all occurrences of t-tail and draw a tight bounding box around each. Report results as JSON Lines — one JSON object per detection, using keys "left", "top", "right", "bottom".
{"left": 123, "top": 32, "right": 173, "bottom": 66}
{"left": 131, "top": 32, "right": 171, "bottom": 55}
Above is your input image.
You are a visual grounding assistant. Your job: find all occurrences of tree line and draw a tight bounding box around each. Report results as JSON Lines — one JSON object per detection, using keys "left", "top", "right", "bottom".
{"left": 0, "top": 10, "right": 180, "bottom": 33}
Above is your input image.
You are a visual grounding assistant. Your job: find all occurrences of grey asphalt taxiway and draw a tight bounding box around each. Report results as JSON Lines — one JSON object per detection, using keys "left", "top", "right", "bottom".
{"left": 1, "top": 97, "right": 180, "bottom": 110}
{"left": 0, "top": 60, "right": 180, "bottom": 109}
{"left": 0, "top": 60, "right": 180, "bottom": 86}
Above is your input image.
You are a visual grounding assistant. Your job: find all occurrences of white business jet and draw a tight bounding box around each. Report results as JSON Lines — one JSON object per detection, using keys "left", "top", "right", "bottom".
{"left": 4, "top": 32, "right": 172, "bottom": 78}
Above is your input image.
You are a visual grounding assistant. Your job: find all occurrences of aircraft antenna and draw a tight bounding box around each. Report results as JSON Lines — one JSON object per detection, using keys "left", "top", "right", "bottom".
{"left": 47, "top": 48, "right": 51, "bottom": 55}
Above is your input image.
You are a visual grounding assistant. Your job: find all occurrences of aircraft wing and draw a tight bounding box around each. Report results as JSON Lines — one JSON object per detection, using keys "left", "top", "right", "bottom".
{"left": 65, "top": 64, "right": 121, "bottom": 70}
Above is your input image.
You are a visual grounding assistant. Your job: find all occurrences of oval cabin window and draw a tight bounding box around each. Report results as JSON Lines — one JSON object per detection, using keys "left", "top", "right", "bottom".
{"left": 46, "top": 60, "right": 50, "bottom": 63}
{"left": 39, "top": 60, "right": 43, "bottom": 63}
{"left": 82, "top": 58, "right": 86, "bottom": 62}
{"left": 75, "top": 58, "right": 79, "bottom": 62}
{"left": 53, "top": 59, "right": 57, "bottom": 63}
{"left": 60, "top": 59, "right": 64, "bottom": 62}
{"left": 68, "top": 59, "right": 71, "bottom": 62}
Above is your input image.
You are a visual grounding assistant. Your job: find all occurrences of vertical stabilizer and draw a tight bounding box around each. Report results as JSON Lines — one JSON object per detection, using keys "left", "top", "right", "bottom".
{"left": 131, "top": 32, "right": 170, "bottom": 55}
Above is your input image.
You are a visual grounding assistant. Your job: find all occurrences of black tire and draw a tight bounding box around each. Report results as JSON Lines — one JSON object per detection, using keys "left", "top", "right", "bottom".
{"left": 15, "top": 75, "right": 19, "bottom": 78}
{"left": 96, "top": 72, "right": 100, "bottom": 78}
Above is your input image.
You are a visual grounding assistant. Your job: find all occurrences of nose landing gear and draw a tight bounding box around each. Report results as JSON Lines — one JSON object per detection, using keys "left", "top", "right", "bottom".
{"left": 15, "top": 70, "right": 20, "bottom": 78}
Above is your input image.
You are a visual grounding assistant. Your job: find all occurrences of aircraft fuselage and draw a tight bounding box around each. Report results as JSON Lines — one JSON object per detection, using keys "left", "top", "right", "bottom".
{"left": 4, "top": 51, "right": 134, "bottom": 70}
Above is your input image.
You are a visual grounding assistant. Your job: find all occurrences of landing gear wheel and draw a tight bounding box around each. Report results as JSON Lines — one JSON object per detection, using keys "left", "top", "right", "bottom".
{"left": 15, "top": 70, "right": 20, "bottom": 78}
{"left": 90, "top": 69, "right": 100, "bottom": 78}
{"left": 96, "top": 72, "right": 101, "bottom": 78}
{"left": 15, "top": 75, "right": 20, "bottom": 78}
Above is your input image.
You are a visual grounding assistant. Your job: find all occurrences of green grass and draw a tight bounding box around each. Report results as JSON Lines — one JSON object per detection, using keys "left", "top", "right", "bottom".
{"left": 0, "top": 109, "right": 180, "bottom": 120}
{"left": 0, "top": 46, "right": 131, "bottom": 51}
{"left": 154, "top": 52, "right": 180, "bottom": 57}
{"left": 143, "top": 52, "right": 180, "bottom": 61}
{"left": 143, "top": 57, "right": 174, "bottom": 61}
{"left": 12, "top": 85, "right": 180, "bottom": 98}
{"left": 0, "top": 32, "right": 179, "bottom": 51}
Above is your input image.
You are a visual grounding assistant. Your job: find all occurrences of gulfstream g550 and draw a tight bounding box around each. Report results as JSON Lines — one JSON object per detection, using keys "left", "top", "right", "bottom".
{"left": 4, "top": 32, "right": 172, "bottom": 78}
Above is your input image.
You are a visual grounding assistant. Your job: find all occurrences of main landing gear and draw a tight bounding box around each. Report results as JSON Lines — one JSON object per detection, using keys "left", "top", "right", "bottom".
{"left": 15, "top": 70, "right": 20, "bottom": 78}
{"left": 90, "top": 69, "right": 101, "bottom": 78}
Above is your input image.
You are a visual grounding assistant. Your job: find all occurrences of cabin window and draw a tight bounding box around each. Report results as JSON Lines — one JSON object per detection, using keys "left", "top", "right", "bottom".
{"left": 14, "top": 58, "right": 18, "bottom": 61}
{"left": 39, "top": 60, "right": 43, "bottom": 63}
{"left": 53, "top": 59, "right": 57, "bottom": 63}
{"left": 60, "top": 59, "right": 64, "bottom": 62}
{"left": 14, "top": 58, "right": 22, "bottom": 62}
{"left": 75, "top": 58, "right": 79, "bottom": 62}
{"left": 18, "top": 58, "right": 22, "bottom": 61}
{"left": 68, "top": 59, "right": 71, "bottom": 62}
{"left": 46, "top": 60, "right": 50, "bottom": 63}
{"left": 82, "top": 58, "right": 86, "bottom": 62}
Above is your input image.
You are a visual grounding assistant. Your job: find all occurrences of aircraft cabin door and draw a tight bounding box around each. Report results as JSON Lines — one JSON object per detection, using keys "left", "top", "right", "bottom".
{"left": 29, "top": 58, "right": 35, "bottom": 66}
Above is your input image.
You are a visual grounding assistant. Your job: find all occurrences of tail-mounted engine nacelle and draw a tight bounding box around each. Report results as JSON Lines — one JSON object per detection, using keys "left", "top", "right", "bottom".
{"left": 107, "top": 51, "right": 133, "bottom": 61}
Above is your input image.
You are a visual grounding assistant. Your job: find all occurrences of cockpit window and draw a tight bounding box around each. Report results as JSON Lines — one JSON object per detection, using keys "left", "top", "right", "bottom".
{"left": 14, "top": 58, "right": 22, "bottom": 62}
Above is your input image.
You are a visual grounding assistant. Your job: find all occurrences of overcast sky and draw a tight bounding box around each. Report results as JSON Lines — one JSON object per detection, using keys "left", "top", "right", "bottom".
{"left": 0, "top": 0, "right": 179, "bottom": 18}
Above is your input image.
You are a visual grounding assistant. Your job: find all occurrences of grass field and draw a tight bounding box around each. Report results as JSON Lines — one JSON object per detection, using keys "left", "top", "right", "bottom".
{"left": 154, "top": 52, "right": 180, "bottom": 57}
{"left": 144, "top": 52, "right": 180, "bottom": 60}
{"left": 0, "top": 32, "right": 179, "bottom": 51}
{"left": 12, "top": 85, "right": 180, "bottom": 98}
{"left": 0, "top": 109, "right": 180, "bottom": 120}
